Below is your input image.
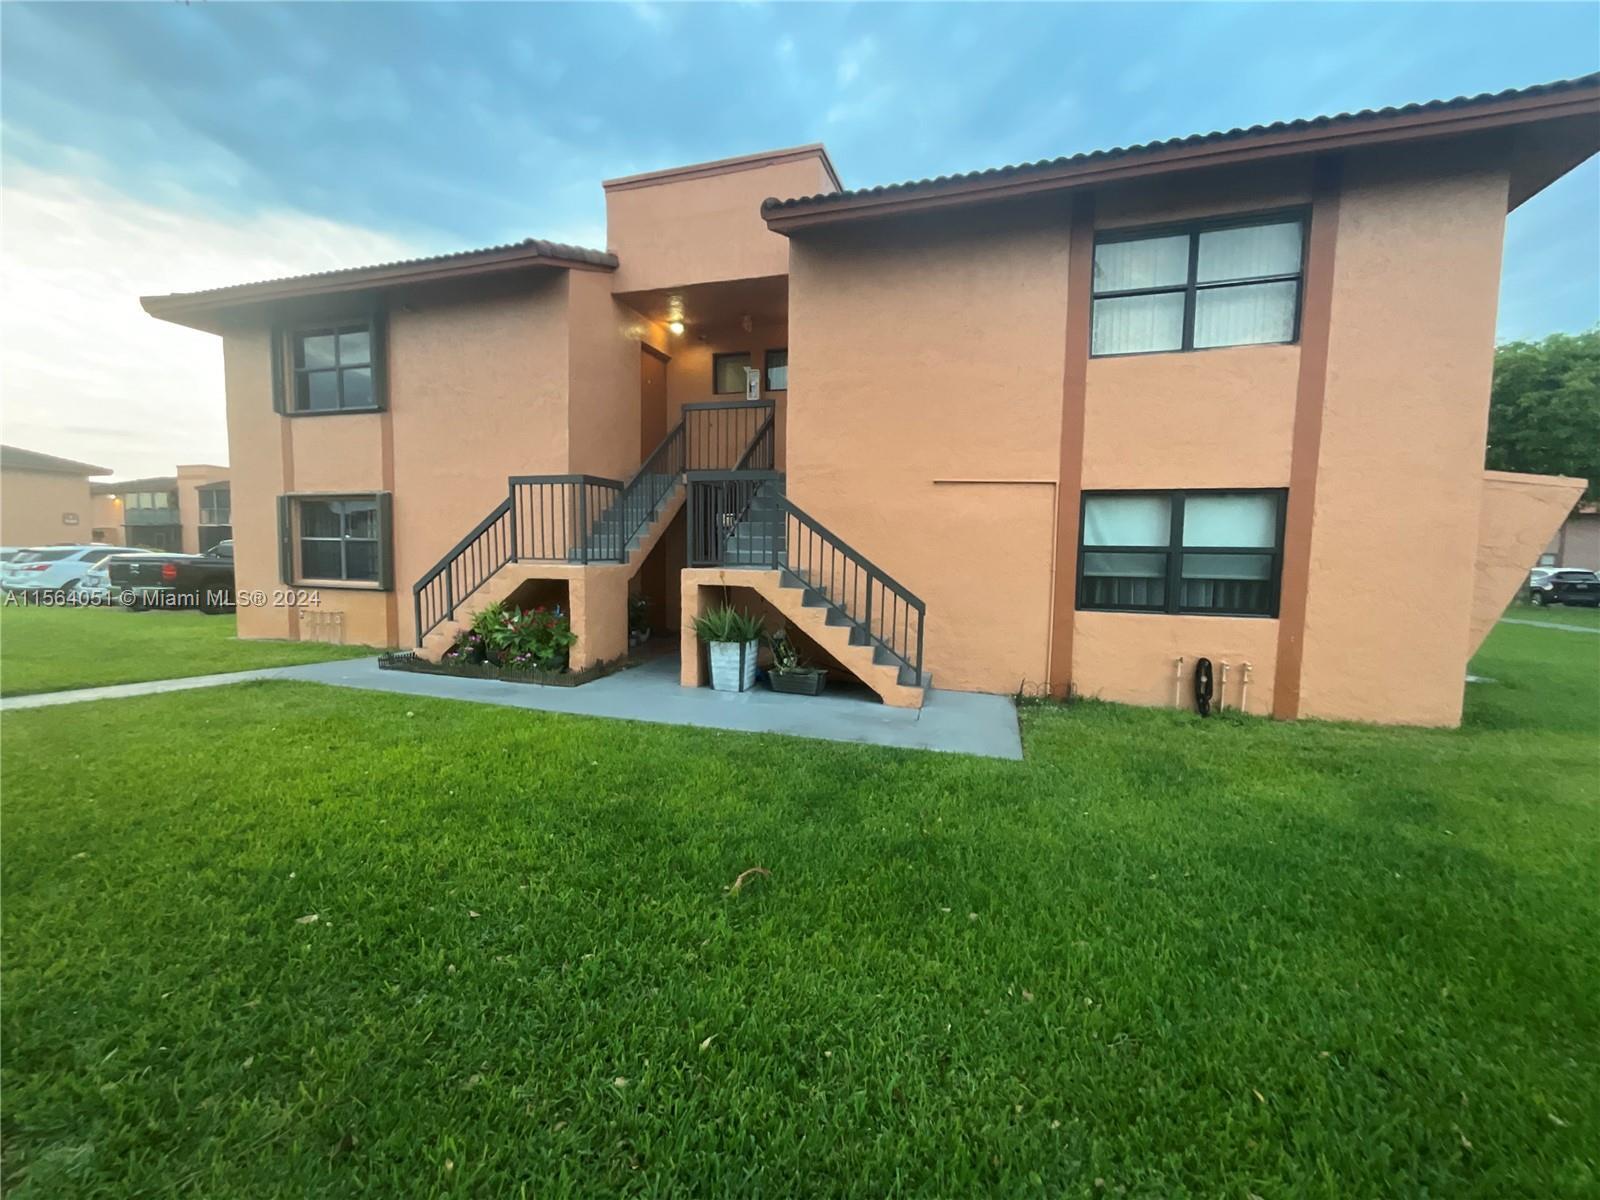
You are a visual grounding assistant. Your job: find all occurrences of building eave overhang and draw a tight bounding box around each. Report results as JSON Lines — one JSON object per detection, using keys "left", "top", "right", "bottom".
{"left": 762, "top": 78, "right": 1600, "bottom": 233}
{"left": 141, "top": 239, "right": 619, "bottom": 333}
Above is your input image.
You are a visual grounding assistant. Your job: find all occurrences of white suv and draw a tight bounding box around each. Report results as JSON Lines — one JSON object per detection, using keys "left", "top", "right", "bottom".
{"left": 1, "top": 544, "right": 123, "bottom": 600}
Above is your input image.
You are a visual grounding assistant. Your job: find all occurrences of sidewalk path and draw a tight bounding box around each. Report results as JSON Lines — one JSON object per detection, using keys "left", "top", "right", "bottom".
{"left": 1498, "top": 618, "right": 1600, "bottom": 634}
{"left": 1, "top": 656, "right": 1024, "bottom": 760}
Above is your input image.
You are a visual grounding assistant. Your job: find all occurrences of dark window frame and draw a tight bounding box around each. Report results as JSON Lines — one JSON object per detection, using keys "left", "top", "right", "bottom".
{"left": 1076, "top": 488, "right": 1288, "bottom": 618}
{"left": 764, "top": 347, "right": 788, "bottom": 392}
{"left": 712, "top": 351, "right": 753, "bottom": 395}
{"left": 197, "top": 484, "right": 231, "bottom": 527}
{"left": 1090, "top": 208, "right": 1310, "bottom": 358}
{"left": 276, "top": 492, "right": 394, "bottom": 590}
{"left": 273, "top": 313, "right": 387, "bottom": 416}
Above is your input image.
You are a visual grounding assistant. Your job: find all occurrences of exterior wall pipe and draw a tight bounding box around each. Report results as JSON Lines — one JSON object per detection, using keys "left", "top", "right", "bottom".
{"left": 1218, "top": 661, "right": 1230, "bottom": 712}
{"left": 1173, "top": 657, "right": 1185, "bottom": 708}
{"left": 1240, "top": 662, "right": 1253, "bottom": 713}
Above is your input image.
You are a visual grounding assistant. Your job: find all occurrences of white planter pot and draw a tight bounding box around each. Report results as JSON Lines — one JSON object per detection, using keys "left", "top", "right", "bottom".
{"left": 707, "top": 639, "right": 759, "bottom": 692}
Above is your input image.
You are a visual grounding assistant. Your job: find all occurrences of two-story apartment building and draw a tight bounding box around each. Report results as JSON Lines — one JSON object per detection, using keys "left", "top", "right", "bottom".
{"left": 91, "top": 465, "right": 231, "bottom": 551}
{"left": 142, "top": 75, "right": 1598, "bottom": 726}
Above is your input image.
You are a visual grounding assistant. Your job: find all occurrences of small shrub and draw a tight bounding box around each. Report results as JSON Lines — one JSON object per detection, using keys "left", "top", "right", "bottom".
{"left": 767, "top": 628, "right": 810, "bottom": 675}
{"left": 692, "top": 606, "right": 764, "bottom": 644}
{"left": 484, "top": 605, "right": 578, "bottom": 672}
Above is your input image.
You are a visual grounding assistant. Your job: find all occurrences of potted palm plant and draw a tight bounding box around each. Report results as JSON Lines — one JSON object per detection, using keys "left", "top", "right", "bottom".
{"left": 766, "top": 628, "right": 827, "bottom": 696}
{"left": 692, "top": 605, "right": 765, "bottom": 692}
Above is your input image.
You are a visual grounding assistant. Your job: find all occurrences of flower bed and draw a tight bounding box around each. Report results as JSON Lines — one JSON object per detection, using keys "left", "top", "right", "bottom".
{"left": 378, "top": 650, "right": 620, "bottom": 688}
{"left": 381, "top": 601, "right": 617, "bottom": 687}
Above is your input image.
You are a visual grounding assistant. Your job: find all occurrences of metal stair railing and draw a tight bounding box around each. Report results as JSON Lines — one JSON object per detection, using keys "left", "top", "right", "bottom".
{"left": 412, "top": 401, "right": 774, "bottom": 644}
{"left": 413, "top": 497, "right": 514, "bottom": 645}
{"left": 686, "top": 473, "right": 926, "bottom": 687}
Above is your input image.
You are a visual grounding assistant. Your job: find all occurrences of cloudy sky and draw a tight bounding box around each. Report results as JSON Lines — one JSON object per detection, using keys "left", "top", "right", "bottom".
{"left": 2, "top": 2, "right": 1596, "bottom": 478}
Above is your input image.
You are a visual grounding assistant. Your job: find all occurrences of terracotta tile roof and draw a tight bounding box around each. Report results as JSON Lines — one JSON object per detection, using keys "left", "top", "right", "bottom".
{"left": 763, "top": 74, "right": 1600, "bottom": 218}
{"left": 0, "top": 444, "right": 112, "bottom": 476}
{"left": 92, "top": 476, "right": 179, "bottom": 494}
{"left": 144, "top": 236, "right": 617, "bottom": 326}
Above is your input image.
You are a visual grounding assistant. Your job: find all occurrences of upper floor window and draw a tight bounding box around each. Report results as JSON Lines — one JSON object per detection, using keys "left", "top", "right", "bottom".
{"left": 294, "top": 323, "right": 375, "bottom": 412}
{"left": 765, "top": 348, "right": 788, "bottom": 391}
{"left": 273, "top": 315, "right": 385, "bottom": 415}
{"left": 198, "top": 486, "right": 231, "bottom": 526}
{"left": 1078, "top": 489, "right": 1286, "bottom": 617}
{"left": 713, "top": 352, "right": 752, "bottom": 395}
{"left": 1090, "top": 214, "right": 1305, "bottom": 357}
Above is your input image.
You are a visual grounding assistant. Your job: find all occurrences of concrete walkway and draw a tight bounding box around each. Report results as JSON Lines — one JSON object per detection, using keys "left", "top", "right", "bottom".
{"left": 1498, "top": 617, "right": 1600, "bottom": 634}
{"left": 2, "top": 656, "right": 1024, "bottom": 760}
{"left": 1, "top": 666, "right": 308, "bottom": 710}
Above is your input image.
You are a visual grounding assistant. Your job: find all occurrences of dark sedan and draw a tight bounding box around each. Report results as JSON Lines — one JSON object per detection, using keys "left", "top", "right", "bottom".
{"left": 1528, "top": 567, "right": 1600, "bottom": 607}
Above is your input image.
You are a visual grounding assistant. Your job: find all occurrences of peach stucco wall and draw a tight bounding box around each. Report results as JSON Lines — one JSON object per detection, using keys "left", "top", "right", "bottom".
{"left": 567, "top": 269, "right": 650, "bottom": 484}
{"left": 1298, "top": 140, "right": 1512, "bottom": 726}
{"left": 222, "top": 272, "right": 583, "bottom": 648}
{"left": 1469, "top": 470, "right": 1585, "bottom": 653}
{"left": 1081, "top": 346, "right": 1300, "bottom": 490}
{"left": 222, "top": 329, "right": 295, "bottom": 641}
{"left": 175, "top": 464, "right": 230, "bottom": 553}
{"left": 91, "top": 494, "right": 124, "bottom": 544}
{"left": 786, "top": 201, "right": 1071, "bottom": 693}
{"left": 1, "top": 470, "right": 94, "bottom": 546}
{"left": 1074, "top": 612, "right": 1279, "bottom": 715}
{"left": 606, "top": 153, "right": 834, "bottom": 294}
{"left": 388, "top": 275, "right": 574, "bottom": 646}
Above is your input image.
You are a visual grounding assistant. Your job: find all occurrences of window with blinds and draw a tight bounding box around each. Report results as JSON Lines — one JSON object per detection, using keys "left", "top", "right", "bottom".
{"left": 1090, "top": 214, "right": 1306, "bottom": 357}
{"left": 1078, "top": 490, "right": 1286, "bottom": 617}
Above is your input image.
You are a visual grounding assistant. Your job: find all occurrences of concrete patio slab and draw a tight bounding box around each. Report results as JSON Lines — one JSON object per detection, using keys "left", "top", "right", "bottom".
{"left": 3, "top": 656, "right": 1024, "bottom": 760}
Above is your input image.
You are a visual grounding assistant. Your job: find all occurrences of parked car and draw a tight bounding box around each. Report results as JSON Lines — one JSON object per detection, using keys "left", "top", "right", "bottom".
{"left": 79, "top": 552, "right": 164, "bottom": 605}
{"left": 0, "top": 547, "right": 25, "bottom": 564}
{"left": 107, "top": 540, "right": 235, "bottom": 612}
{"left": 1527, "top": 566, "right": 1600, "bottom": 607}
{"left": 0, "top": 544, "right": 122, "bottom": 600}
{"left": 77, "top": 557, "right": 117, "bottom": 604}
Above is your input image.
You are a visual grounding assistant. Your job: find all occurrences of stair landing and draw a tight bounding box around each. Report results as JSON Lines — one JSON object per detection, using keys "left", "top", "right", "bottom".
{"left": 680, "top": 567, "right": 926, "bottom": 708}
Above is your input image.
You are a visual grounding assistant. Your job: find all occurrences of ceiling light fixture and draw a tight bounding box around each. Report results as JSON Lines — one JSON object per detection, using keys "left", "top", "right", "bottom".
{"left": 668, "top": 320, "right": 685, "bottom": 335}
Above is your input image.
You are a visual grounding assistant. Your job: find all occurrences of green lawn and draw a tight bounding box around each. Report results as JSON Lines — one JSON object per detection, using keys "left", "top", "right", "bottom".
{"left": 0, "top": 605, "right": 374, "bottom": 696}
{"left": 1501, "top": 599, "right": 1600, "bottom": 629}
{"left": 1, "top": 621, "right": 1596, "bottom": 1197}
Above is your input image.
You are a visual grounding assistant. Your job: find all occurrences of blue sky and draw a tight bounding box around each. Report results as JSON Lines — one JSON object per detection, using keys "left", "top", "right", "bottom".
{"left": 1, "top": 2, "right": 1596, "bottom": 474}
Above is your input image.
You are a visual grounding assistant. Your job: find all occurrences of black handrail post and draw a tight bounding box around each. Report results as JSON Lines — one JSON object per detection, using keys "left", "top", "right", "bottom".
{"left": 508, "top": 481, "right": 518, "bottom": 562}
{"left": 915, "top": 603, "right": 925, "bottom": 685}
{"left": 576, "top": 482, "right": 588, "bottom": 565}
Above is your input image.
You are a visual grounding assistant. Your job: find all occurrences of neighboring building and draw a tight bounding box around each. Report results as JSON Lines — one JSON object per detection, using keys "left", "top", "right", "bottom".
{"left": 1540, "top": 502, "right": 1599, "bottom": 570}
{"left": 0, "top": 444, "right": 112, "bottom": 546}
{"left": 142, "top": 76, "right": 1598, "bottom": 727}
{"left": 92, "top": 465, "right": 231, "bottom": 552}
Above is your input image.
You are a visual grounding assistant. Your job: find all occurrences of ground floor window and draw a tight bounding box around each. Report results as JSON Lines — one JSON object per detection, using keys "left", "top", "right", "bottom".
{"left": 1078, "top": 489, "right": 1285, "bottom": 617}
{"left": 277, "top": 493, "right": 393, "bottom": 588}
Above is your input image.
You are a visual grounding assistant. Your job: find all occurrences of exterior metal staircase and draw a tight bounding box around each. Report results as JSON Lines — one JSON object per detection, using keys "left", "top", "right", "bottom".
{"left": 412, "top": 400, "right": 769, "bottom": 642}
{"left": 688, "top": 473, "right": 928, "bottom": 691}
{"left": 412, "top": 394, "right": 929, "bottom": 703}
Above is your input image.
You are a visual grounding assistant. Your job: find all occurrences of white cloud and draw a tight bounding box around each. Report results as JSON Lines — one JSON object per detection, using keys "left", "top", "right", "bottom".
{"left": 836, "top": 35, "right": 876, "bottom": 89}
{"left": 0, "top": 164, "right": 429, "bottom": 478}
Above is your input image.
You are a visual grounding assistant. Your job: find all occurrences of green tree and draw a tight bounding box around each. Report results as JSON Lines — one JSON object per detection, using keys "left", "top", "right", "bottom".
{"left": 1486, "top": 329, "right": 1600, "bottom": 501}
